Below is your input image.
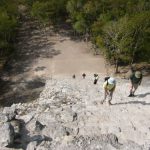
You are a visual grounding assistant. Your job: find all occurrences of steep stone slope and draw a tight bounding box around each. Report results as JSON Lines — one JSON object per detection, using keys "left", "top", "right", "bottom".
{"left": 0, "top": 75, "right": 150, "bottom": 150}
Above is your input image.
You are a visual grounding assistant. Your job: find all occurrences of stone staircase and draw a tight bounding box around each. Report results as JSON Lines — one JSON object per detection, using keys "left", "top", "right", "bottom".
{"left": 38, "top": 75, "right": 150, "bottom": 147}
{"left": 0, "top": 75, "right": 150, "bottom": 149}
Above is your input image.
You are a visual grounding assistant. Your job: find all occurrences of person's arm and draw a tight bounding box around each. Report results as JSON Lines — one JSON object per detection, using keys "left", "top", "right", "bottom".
{"left": 139, "top": 76, "right": 143, "bottom": 85}
{"left": 103, "top": 82, "right": 108, "bottom": 100}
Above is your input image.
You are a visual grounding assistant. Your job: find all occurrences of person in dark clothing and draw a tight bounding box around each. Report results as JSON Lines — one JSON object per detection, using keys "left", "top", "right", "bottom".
{"left": 128, "top": 71, "right": 143, "bottom": 97}
{"left": 72, "top": 74, "right": 76, "bottom": 79}
{"left": 82, "top": 73, "right": 86, "bottom": 79}
{"left": 93, "top": 74, "right": 99, "bottom": 84}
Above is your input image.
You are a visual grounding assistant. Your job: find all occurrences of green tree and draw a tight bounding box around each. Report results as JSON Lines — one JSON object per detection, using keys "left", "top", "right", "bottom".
{"left": 0, "top": 0, "right": 18, "bottom": 57}
{"left": 101, "top": 11, "right": 150, "bottom": 73}
{"left": 31, "top": 0, "right": 68, "bottom": 24}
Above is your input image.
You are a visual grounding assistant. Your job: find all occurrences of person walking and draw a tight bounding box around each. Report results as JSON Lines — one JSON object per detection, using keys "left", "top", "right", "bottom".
{"left": 93, "top": 74, "right": 99, "bottom": 84}
{"left": 82, "top": 73, "right": 86, "bottom": 79}
{"left": 101, "top": 77, "right": 116, "bottom": 105}
{"left": 128, "top": 71, "right": 142, "bottom": 97}
{"left": 72, "top": 74, "right": 76, "bottom": 79}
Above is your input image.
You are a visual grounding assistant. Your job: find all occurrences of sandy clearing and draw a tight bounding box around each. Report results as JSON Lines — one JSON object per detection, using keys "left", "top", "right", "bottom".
{"left": 33, "top": 38, "right": 106, "bottom": 77}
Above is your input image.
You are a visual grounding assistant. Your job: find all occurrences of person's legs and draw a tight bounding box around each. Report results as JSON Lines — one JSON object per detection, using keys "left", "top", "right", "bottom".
{"left": 94, "top": 79, "right": 98, "bottom": 84}
{"left": 132, "top": 83, "right": 139, "bottom": 96}
{"left": 129, "top": 84, "right": 134, "bottom": 97}
{"left": 108, "top": 91, "right": 113, "bottom": 105}
{"left": 101, "top": 89, "right": 108, "bottom": 104}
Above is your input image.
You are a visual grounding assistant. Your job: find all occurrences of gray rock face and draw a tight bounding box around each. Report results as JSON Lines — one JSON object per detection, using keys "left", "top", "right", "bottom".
{"left": 3, "top": 107, "right": 17, "bottom": 121}
{"left": 26, "top": 141, "right": 37, "bottom": 150}
{"left": 0, "top": 75, "right": 150, "bottom": 149}
{"left": 0, "top": 122, "right": 15, "bottom": 147}
{"left": 35, "top": 121, "right": 46, "bottom": 132}
{"left": 121, "top": 141, "right": 144, "bottom": 150}
{"left": 10, "top": 120, "right": 21, "bottom": 134}
{"left": 0, "top": 114, "right": 8, "bottom": 123}
{"left": 56, "top": 109, "right": 77, "bottom": 123}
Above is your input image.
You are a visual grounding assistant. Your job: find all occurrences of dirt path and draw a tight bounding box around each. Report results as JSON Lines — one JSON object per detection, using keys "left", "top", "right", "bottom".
{"left": 0, "top": 16, "right": 106, "bottom": 106}
{"left": 32, "top": 35, "right": 106, "bottom": 78}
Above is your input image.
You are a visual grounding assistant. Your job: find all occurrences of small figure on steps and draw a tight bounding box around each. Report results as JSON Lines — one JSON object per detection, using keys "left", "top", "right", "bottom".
{"left": 72, "top": 74, "right": 76, "bottom": 79}
{"left": 82, "top": 73, "right": 86, "bottom": 79}
{"left": 93, "top": 74, "right": 99, "bottom": 84}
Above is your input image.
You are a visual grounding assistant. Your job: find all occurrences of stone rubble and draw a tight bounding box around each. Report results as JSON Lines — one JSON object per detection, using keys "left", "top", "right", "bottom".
{"left": 0, "top": 75, "right": 150, "bottom": 149}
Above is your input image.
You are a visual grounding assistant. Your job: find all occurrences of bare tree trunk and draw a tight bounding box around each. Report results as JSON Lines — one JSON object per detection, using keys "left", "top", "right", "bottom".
{"left": 130, "top": 49, "right": 136, "bottom": 66}
{"left": 115, "top": 59, "right": 119, "bottom": 73}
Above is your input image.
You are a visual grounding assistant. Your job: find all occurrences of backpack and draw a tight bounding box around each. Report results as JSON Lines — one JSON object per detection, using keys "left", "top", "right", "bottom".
{"left": 104, "top": 76, "right": 110, "bottom": 85}
{"left": 104, "top": 77, "right": 110, "bottom": 81}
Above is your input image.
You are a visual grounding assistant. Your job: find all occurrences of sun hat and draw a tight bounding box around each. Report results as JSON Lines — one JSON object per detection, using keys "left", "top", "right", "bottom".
{"left": 135, "top": 71, "right": 142, "bottom": 78}
{"left": 108, "top": 77, "right": 116, "bottom": 85}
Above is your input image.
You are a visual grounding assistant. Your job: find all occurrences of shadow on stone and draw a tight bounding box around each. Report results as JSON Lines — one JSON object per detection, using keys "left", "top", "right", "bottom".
{"left": 26, "top": 78, "right": 45, "bottom": 89}
{"left": 0, "top": 78, "right": 45, "bottom": 107}
{"left": 114, "top": 101, "right": 150, "bottom": 106}
{"left": 136, "top": 92, "right": 150, "bottom": 98}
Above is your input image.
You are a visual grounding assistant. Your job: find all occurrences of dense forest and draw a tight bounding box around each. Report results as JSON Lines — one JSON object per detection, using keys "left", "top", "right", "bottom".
{"left": 0, "top": 0, "right": 20, "bottom": 58}
{"left": 0, "top": 0, "right": 150, "bottom": 72}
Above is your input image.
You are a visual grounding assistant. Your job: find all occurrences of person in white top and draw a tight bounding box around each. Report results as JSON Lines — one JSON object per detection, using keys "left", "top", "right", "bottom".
{"left": 101, "top": 77, "right": 116, "bottom": 105}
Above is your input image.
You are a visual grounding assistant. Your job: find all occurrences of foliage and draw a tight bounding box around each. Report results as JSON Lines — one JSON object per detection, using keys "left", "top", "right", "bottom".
{"left": 101, "top": 11, "right": 150, "bottom": 65}
{"left": 65, "top": 0, "right": 150, "bottom": 69}
{"left": 0, "top": 0, "right": 19, "bottom": 57}
{"left": 28, "top": 0, "right": 150, "bottom": 69}
{"left": 31, "top": 0, "right": 68, "bottom": 24}
{"left": 0, "top": 0, "right": 149, "bottom": 69}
